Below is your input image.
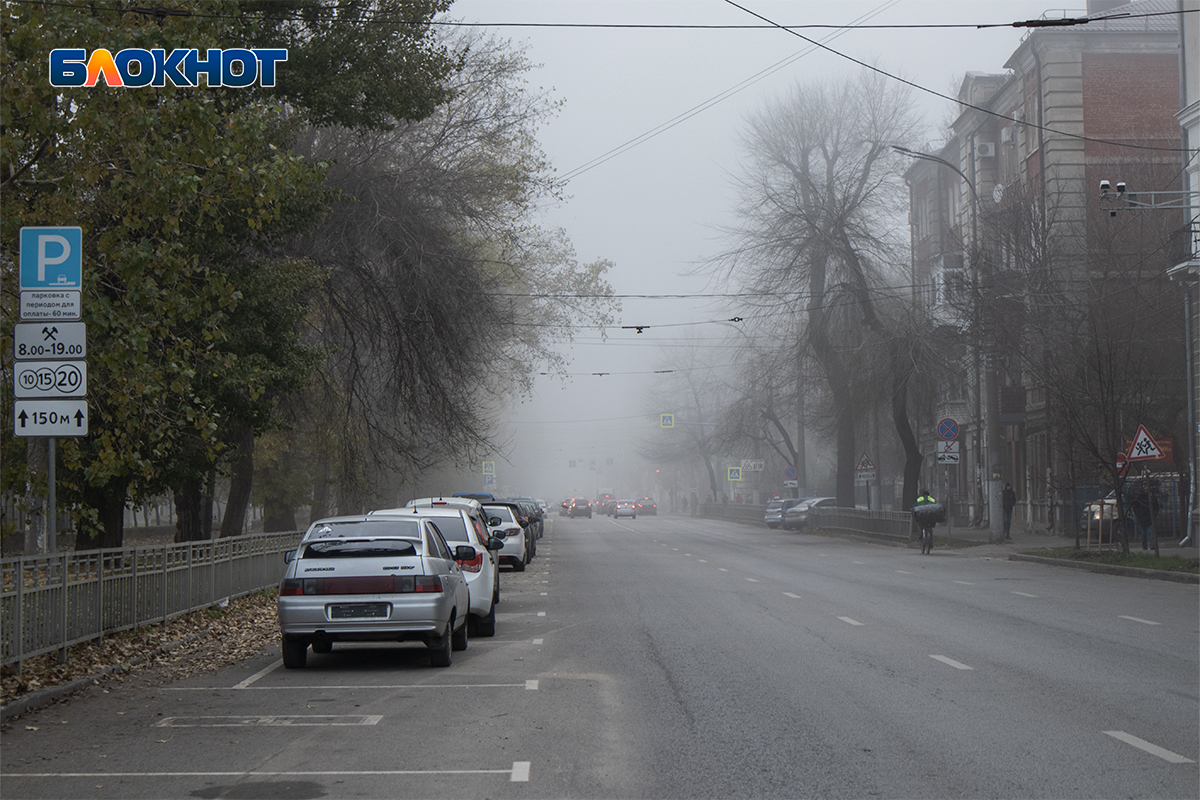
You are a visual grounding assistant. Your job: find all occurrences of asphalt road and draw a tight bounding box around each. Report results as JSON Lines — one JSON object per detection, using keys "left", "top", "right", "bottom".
{"left": 2, "top": 514, "right": 1197, "bottom": 799}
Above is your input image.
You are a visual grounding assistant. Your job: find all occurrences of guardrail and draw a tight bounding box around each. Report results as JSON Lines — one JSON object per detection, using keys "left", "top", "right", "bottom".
{"left": 697, "top": 502, "right": 769, "bottom": 524}
{"left": 811, "top": 507, "right": 914, "bottom": 543}
{"left": 1, "top": 531, "right": 302, "bottom": 671}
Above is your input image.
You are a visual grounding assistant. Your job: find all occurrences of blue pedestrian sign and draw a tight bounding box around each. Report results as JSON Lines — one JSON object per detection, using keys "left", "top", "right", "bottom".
{"left": 937, "top": 418, "right": 959, "bottom": 441}
{"left": 20, "top": 227, "right": 82, "bottom": 289}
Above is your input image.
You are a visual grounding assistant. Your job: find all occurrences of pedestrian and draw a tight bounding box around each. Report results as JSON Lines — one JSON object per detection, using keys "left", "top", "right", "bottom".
{"left": 1129, "top": 481, "right": 1160, "bottom": 551}
{"left": 681, "top": 494, "right": 688, "bottom": 514}
{"left": 1002, "top": 482, "right": 1017, "bottom": 540}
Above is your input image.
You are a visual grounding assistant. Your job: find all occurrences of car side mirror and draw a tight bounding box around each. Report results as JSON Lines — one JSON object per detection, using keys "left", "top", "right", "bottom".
{"left": 487, "top": 536, "right": 504, "bottom": 551}
{"left": 284, "top": 550, "right": 295, "bottom": 564}
{"left": 489, "top": 516, "right": 502, "bottom": 526}
{"left": 454, "top": 545, "right": 477, "bottom": 561}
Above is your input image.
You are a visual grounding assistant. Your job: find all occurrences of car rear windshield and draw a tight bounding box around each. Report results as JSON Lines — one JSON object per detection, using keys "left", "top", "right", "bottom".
{"left": 306, "top": 519, "right": 422, "bottom": 540}
{"left": 424, "top": 516, "right": 470, "bottom": 542}
{"left": 484, "top": 506, "right": 516, "bottom": 523}
{"left": 301, "top": 539, "right": 420, "bottom": 559}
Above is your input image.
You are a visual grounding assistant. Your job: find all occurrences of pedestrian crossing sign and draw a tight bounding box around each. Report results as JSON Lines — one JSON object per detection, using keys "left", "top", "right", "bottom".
{"left": 1126, "top": 425, "right": 1164, "bottom": 461}
{"left": 727, "top": 467, "right": 742, "bottom": 481}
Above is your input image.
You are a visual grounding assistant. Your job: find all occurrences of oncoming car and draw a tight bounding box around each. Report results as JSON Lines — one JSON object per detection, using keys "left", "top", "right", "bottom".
{"left": 277, "top": 516, "right": 471, "bottom": 669}
{"left": 614, "top": 500, "right": 637, "bottom": 519}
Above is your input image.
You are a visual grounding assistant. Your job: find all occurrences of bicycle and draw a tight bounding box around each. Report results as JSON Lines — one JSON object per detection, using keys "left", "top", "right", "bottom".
{"left": 920, "top": 523, "right": 934, "bottom": 554}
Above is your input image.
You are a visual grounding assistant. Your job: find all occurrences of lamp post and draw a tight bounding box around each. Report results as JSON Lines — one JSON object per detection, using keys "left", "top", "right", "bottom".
{"left": 895, "top": 145, "right": 1005, "bottom": 543}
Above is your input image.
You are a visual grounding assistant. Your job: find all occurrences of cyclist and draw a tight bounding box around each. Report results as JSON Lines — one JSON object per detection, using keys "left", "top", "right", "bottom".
{"left": 913, "top": 488, "right": 938, "bottom": 554}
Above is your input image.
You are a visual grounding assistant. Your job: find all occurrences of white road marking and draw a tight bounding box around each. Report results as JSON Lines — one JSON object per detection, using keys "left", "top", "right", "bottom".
{"left": 837, "top": 617, "right": 864, "bottom": 626}
{"left": 540, "top": 592, "right": 548, "bottom": 596}
{"left": 233, "top": 661, "right": 282, "bottom": 689}
{"left": 511, "top": 761, "right": 532, "bottom": 781}
{"left": 1011, "top": 591, "right": 1038, "bottom": 598}
{"left": 745, "top": 578, "right": 759, "bottom": 583}
{"left": 672, "top": 548, "right": 680, "bottom": 551}
{"left": 2, "top": 767, "right": 524, "bottom": 779}
{"left": 895, "top": 570, "right": 912, "bottom": 575}
{"left": 783, "top": 592, "right": 801, "bottom": 599}
{"left": 1104, "top": 731, "right": 1195, "bottom": 763}
{"left": 852, "top": 561, "right": 866, "bottom": 565}
{"left": 525, "top": 680, "right": 539, "bottom": 690}
{"left": 718, "top": 568, "right": 729, "bottom": 572}
{"left": 154, "top": 715, "right": 381, "bottom": 727}
{"left": 930, "top": 655, "right": 974, "bottom": 670}
{"left": 173, "top": 682, "right": 532, "bottom": 692}
{"left": 954, "top": 581, "right": 974, "bottom": 585}
{"left": 1118, "top": 615, "right": 1161, "bottom": 626}
{"left": 699, "top": 559, "right": 708, "bottom": 563}
{"left": 532, "top": 638, "right": 544, "bottom": 644}
{"left": 685, "top": 553, "right": 692, "bottom": 557}
{"left": 537, "top": 611, "right": 546, "bottom": 617}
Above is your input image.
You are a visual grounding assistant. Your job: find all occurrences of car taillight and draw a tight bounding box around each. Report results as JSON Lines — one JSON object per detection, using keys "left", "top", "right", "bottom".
{"left": 501, "top": 526, "right": 521, "bottom": 537}
{"left": 279, "top": 575, "right": 441, "bottom": 595}
{"left": 456, "top": 550, "right": 484, "bottom": 573}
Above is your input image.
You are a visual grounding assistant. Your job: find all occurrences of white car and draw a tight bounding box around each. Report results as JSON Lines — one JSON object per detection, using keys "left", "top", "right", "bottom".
{"left": 614, "top": 500, "right": 637, "bottom": 519}
{"left": 370, "top": 505, "right": 502, "bottom": 637}
{"left": 278, "top": 515, "right": 471, "bottom": 669}
{"left": 482, "top": 503, "right": 533, "bottom": 571}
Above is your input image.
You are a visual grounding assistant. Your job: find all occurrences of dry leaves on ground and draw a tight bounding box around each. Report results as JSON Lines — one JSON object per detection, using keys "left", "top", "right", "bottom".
{"left": 1, "top": 589, "right": 281, "bottom": 708}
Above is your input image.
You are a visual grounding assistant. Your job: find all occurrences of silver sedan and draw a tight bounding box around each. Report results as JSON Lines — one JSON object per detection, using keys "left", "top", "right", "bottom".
{"left": 277, "top": 516, "right": 471, "bottom": 669}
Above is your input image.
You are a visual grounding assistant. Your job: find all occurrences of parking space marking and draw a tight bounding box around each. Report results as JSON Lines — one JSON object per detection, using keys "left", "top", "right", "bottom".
{"left": 526, "top": 680, "right": 539, "bottom": 690}
{"left": 1011, "top": 591, "right": 1038, "bottom": 598}
{"left": 783, "top": 592, "right": 801, "bottom": 599}
{"left": 1103, "top": 731, "right": 1194, "bottom": 763}
{"left": 2, "top": 765, "right": 529, "bottom": 779}
{"left": 929, "top": 655, "right": 974, "bottom": 670}
{"left": 837, "top": 617, "right": 864, "bottom": 626}
{"left": 1118, "top": 615, "right": 1161, "bottom": 626}
{"left": 234, "top": 661, "right": 283, "bottom": 688}
{"left": 154, "top": 715, "right": 382, "bottom": 727}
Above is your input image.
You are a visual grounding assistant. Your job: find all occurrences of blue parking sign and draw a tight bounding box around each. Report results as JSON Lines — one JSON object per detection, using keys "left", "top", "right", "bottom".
{"left": 20, "top": 227, "right": 82, "bottom": 289}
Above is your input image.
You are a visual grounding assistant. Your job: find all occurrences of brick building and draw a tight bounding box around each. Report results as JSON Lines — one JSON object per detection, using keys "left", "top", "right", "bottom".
{"left": 902, "top": 0, "right": 1186, "bottom": 532}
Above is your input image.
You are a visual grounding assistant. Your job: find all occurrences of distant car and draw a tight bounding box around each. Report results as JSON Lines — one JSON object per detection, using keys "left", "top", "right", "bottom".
{"left": 277, "top": 515, "right": 471, "bottom": 669}
{"left": 559, "top": 499, "right": 571, "bottom": 517}
{"left": 636, "top": 497, "right": 657, "bottom": 515}
{"left": 764, "top": 499, "right": 801, "bottom": 529}
{"left": 783, "top": 497, "right": 838, "bottom": 530}
{"left": 568, "top": 498, "right": 592, "bottom": 518}
{"left": 614, "top": 500, "right": 637, "bottom": 519}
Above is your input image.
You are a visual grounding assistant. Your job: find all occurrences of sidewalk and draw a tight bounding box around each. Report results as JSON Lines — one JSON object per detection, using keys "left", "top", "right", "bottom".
{"left": 942, "top": 518, "right": 1198, "bottom": 559}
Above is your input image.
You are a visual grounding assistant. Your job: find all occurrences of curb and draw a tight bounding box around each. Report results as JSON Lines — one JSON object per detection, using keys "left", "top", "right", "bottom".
{"left": 1, "top": 632, "right": 203, "bottom": 724}
{"left": 1009, "top": 553, "right": 1200, "bottom": 584}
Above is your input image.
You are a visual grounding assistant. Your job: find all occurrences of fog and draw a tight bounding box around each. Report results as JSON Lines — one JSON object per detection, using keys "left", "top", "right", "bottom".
{"left": 404, "top": 0, "right": 1062, "bottom": 505}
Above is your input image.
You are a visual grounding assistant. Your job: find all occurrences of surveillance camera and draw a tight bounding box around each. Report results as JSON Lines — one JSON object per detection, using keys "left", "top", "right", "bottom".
{"left": 1116, "top": 182, "right": 1126, "bottom": 194}
{"left": 1099, "top": 179, "right": 1111, "bottom": 193}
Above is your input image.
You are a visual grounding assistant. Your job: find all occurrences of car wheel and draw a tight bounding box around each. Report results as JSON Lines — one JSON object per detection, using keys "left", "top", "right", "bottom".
{"left": 530, "top": 538, "right": 537, "bottom": 559}
{"left": 452, "top": 617, "right": 468, "bottom": 652}
{"left": 311, "top": 640, "right": 332, "bottom": 654}
{"left": 767, "top": 523, "right": 778, "bottom": 529}
{"left": 429, "top": 622, "right": 453, "bottom": 667}
{"left": 511, "top": 555, "right": 526, "bottom": 572}
{"left": 282, "top": 637, "right": 308, "bottom": 669}
{"left": 474, "top": 600, "right": 497, "bottom": 637}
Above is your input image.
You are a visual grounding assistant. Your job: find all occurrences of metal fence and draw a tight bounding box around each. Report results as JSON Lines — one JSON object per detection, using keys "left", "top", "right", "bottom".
{"left": 1, "top": 531, "right": 302, "bottom": 670}
{"left": 812, "top": 507, "right": 913, "bottom": 543}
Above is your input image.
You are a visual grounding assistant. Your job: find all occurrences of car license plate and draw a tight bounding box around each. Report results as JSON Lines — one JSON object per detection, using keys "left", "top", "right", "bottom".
{"left": 330, "top": 603, "right": 390, "bottom": 619}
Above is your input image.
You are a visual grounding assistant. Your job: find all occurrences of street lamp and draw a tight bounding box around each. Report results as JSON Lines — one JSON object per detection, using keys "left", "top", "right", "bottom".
{"left": 894, "top": 145, "right": 1005, "bottom": 543}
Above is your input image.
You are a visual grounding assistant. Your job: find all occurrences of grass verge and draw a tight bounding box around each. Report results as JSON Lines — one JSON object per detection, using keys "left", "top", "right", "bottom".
{"left": 1026, "top": 547, "right": 1199, "bottom": 574}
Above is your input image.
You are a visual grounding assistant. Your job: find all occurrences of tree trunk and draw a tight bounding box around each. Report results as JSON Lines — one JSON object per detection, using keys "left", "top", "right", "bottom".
{"left": 220, "top": 425, "right": 255, "bottom": 538}
{"left": 308, "top": 453, "right": 330, "bottom": 523}
{"left": 202, "top": 468, "right": 216, "bottom": 538}
{"left": 77, "top": 476, "right": 128, "bottom": 550}
{"left": 174, "top": 479, "right": 205, "bottom": 542}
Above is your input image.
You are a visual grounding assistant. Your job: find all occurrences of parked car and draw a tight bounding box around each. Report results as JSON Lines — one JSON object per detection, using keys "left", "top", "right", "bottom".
{"left": 614, "top": 500, "right": 637, "bottom": 519}
{"left": 509, "top": 496, "right": 544, "bottom": 538}
{"left": 278, "top": 515, "right": 471, "bottom": 669}
{"left": 636, "top": 497, "right": 657, "bottom": 515}
{"left": 568, "top": 498, "right": 593, "bottom": 518}
{"left": 783, "top": 497, "right": 838, "bottom": 530}
{"left": 482, "top": 502, "right": 534, "bottom": 571}
{"left": 764, "top": 498, "right": 801, "bottom": 529}
{"left": 370, "top": 505, "right": 502, "bottom": 637}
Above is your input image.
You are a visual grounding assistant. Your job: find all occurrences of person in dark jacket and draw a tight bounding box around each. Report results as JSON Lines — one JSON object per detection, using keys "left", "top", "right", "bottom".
{"left": 1002, "top": 482, "right": 1017, "bottom": 540}
{"left": 1129, "top": 481, "right": 1160, "bottom": 551}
